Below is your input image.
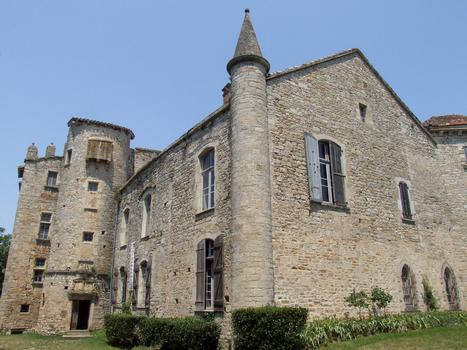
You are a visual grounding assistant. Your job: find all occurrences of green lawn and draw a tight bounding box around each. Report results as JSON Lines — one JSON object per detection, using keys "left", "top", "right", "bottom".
{"left": 324, "top": 326, "right": 467, "bottom": 350}
{"left": 0, "top": 326, "right": 466, "bottom": 349}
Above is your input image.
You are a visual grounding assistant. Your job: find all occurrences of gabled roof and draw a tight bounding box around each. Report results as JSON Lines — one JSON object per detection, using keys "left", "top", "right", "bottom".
{"left": 267, "top": 48, "right": 436, "bottom": 144}
{"left": 423, "top": 115, "right": 467, "bottom": 129}
{"left": 68, "top": 117, "right": 135, "bottom": 139}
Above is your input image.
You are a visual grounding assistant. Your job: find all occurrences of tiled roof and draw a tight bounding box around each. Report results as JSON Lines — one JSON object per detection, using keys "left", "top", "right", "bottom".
{"left": 423, "top": 115, "right": 467, "bottom": 129}
{"left": 68, "top": 117, "right": 135, "bottom": 139}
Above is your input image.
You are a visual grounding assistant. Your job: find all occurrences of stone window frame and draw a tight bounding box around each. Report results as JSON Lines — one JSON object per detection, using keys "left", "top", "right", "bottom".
{"left": 395, "top": 177, "right": 416, "bottom": 224}
{"left": 87, "top": 181, "right": 99, "bottom": 192}
{"left": 38, "top": 212, "right": 52, "bottom": 240}
{"left": 305, "top": 133, "right": 347, "bottom": 208}
{"left": 33, "top": 269, "right": 44, "bottom": 284}
{"left": 82, "top": 231, "right": 94, "bottom": 243}
{"left": 355, "top": 100, "right": 374, "bottom": 125}
{"left": 46, "top": 170, "right": 58, "bottom": 187}
{"left": 194, "top": 143, "right": 218, "bottom": 215}
{"left": 19, "top": 304, "right": 30, "bottom": 313}
{"left": 65, "top": 149, "right": 73, "bottom": 166}
{"left": 140, "top": 187, "right": 154, "bottom": 239}
{"left": 119, "top": 207, "right": 130, "bottom": 248}
{"left": 136, "top": 260, "right": 151, "bottom": 309}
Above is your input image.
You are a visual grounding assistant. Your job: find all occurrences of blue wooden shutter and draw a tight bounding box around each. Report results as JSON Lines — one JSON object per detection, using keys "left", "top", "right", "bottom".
{"left": 330, "top": 142, "right": 346, "bottom": 206}
{"left": 305, "top": 134, "right": 322, "bottom": 202}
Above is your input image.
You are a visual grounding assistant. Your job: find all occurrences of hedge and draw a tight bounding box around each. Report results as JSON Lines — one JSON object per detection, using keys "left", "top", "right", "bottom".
{"left": 138, "top": 316, "right": 220, "bottom": 350}
{"left": 302, "top": 311, "right": 467, "bottom": 349}
{"left": 104, "top": 313, "right": 144, "bottom": 348}
{"left": 232, "top": 306, "right": 308, "bottom": 350}
{"left": 104, "top": 313, "right": 220, "bottom": 350}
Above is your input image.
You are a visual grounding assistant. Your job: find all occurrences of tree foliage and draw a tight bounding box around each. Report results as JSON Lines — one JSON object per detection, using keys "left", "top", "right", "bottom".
{"left": 0, "top": 227, "right": 12, "bottom": 295}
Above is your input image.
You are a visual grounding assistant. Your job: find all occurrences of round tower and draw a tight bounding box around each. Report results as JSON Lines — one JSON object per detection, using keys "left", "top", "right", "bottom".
{"left": 36, "top": 118, "right": 134, "bottom": 334}
{"left": 228, "top": 10, "right": 274, "bottom": 308}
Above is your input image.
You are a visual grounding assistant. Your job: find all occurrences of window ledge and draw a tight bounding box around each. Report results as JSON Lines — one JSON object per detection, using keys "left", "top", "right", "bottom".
{"left": 310, "top": 200, "right": 350, "bottom": 212}
{"left": 195, "top": 208, "right": 215, "bottom": 221}
{"left": 402, "top": 218, "right": 416, "bottom": 225}
{"left": 44, "top": 185, "right": 59, "bottom": 192}
{"left": 120, "top": 244, "right": 127, "bottom": 250}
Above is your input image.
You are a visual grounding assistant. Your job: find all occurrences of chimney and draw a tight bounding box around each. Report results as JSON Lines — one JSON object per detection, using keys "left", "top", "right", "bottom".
{"left": 26, "top": 143, "right": 38, "bottom": 161}
{"left": 45, "top": 143, "right": 56, "bottom": 157}
{"left": 222, "top": 83, "right": 231, "bottom": 105}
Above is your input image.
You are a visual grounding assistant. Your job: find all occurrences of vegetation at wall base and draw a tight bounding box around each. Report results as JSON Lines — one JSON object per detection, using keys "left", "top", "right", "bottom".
{"left": 301, "top": 311, "right": 467, "bottom": 349}
{"left": 232, "top": 306, "right": 308, "bottom": 350}
{"left": 104, "top": 313, "right": 220, "bottom": 349}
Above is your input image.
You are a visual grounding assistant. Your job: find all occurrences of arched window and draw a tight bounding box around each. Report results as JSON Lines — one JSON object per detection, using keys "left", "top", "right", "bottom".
{"left": 119, "top": 267, "right": 127, "bottom": 303}
{"left": 141, "top": 193, "right": 152, "bottom": 238}
{"left": 444, "top": 266, "right": 459, "bottom": 309}
{"left": 200, "top": 149, "right": 215, "bottom": 211}
{"left": 195, "top": 235, "right": 223, "bottom": 311}
{"left": 305, "top": 135, "right": 346, "bottom": 206}
{"left": 137, "top": 260, "right": 151, "bottom": 309}
{"left": 120, "top": 208, "right": 129, "bottom": 247}
{"left": 401, "top": 264, "right": 416, "bottom": 309}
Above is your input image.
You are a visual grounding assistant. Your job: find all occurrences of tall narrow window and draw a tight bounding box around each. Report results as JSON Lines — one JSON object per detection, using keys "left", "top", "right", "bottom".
{"left": 120, "top": 209, "right": 129, "bottom": 247}
{"left": 38, "top": 213, "right": 52, "bottom": 240}
{"left": 46, "top": 171, "right": 58, "bottom": 187}
{"left": 464, "top": 147, "right": 467, "bottom": 162}
{"left": 137, "top": 261, "right": 151, "bottom": 309}
{"left": 444, "top": 266, "right": 459, "bottom": 309}
{"left": 359, "top": 103, "right": 367, "bottom": 122}
{"left": 195, "top": 235, "right": 224, "bottom": 312}
{"left": 401, "top": 264, "right": 416, "bottom": 309}
{"left": 141, "top": 194, "right": 152, "bottom": 238}
{"left": 120, "top": 267, "right": 127, "bottom": 303}
{"left": 399, "top": 182, "right": 412, "bottom": 220}
{"left": 305, "top": 135, "right": 346, "bottom": 206}
{"left": 201, "top": 149, "right": 215, "bottom": 211}
{"left": 66, "top": 149, "right": 72, "bottom": 165}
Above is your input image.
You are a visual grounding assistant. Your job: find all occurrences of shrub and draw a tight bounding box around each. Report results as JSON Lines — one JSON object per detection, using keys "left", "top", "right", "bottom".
{"left": 302, "top": 311, "right": 467, "bottom": 349}
{"left": 104, "top": 313, "right": 144, "bottom": 348}
{"left": 370, "top": 287, "right": 393, "bottom": 316}
{"left": 345, "top": 289, "right": 369, "bottom": 317}
{"left": 423, "top": 278, "right": 438, "bottom": 311}
{"left": 121, "top": 301, "right": 132, "bottom": 315}
{"left": 137, "top": 316, "right": 220, "bottom": 350}
{"left": 232, "top": 306, "right": 308, "bottom": 350}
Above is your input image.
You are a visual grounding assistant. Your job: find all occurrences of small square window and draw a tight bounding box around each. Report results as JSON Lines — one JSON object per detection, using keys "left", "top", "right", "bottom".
{"left": 33, "top": 270, "right": 44, "bottom": 283}
{"left": 88, "top": 181, "right": 99, "bottom": 192}
{"left": 46, "top": 171, "right": 58, "bottom": 187}
{"left": 359, "top": 103, "right": 367, "bottom": 122}
{"left": 35, "top": 258, "right": 46, "bottom": 267}
{"left": 83, "top": 232, "right": 94, "bottom": 242}
{"left": 20, "top": 304, "right": 30, "bottom": 313}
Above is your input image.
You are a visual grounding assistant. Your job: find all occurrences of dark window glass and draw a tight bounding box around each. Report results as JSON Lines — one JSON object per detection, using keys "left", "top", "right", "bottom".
{"left": 359, "top": 103, "right": 367, "bottom": 122}
{"left": 46, "top": 171, "right": 58, "bottom": 187}
{"left": 40, "top": 213, "right": 52, "bottom": 222}
{"left": 401, "top": 264, "right": 415, "bottom": 306}
{"left": 88, "top": 181, "right": 99, "bottom": 192}
{"left": 399, "top": 182, "right": 412, "bottom": 219}
{"left": 33, "top": 270, "right": 44, "bottom": 283}
{"left": 20, "top": 304, "right": 30, "bottom": 313}
{"left": 35, "top": 258, "right": 46, "bottom": 267}
{"left": 201, "top": 149, "right": 215, "bottom": 210}
{"left": 83, "top": 232, "right": 94, "bottom": 242}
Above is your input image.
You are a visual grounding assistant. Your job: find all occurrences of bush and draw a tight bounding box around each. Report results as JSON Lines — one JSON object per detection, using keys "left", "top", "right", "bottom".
{"left": 232, "top": 306, "right": 308, "bottom": 350}
{"left": 302, "top": 311, "right": 467, "bottom": 349}
{"left": 370, "top": 287, "right": 393, "bottom": 316}
{"left": 137, "top": 316, "right": 220, "bottom": 350}
{"left": 104, "top": 313, "right": 144, "bottom": 348}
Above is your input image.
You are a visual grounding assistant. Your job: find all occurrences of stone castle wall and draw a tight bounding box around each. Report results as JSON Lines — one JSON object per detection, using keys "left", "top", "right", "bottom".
{"left": 267, "top": 52, "right": 465, "bottom": 317}
{"left": 0, "top": 156, "right": 62, "bottom": 330}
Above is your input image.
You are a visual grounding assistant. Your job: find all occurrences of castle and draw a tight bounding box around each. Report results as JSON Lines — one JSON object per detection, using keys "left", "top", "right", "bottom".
{"left": 1, "top": 10, "right": 466, "bottom": 337}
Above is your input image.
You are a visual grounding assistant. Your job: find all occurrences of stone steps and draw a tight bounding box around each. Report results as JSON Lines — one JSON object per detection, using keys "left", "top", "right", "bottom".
{"left": 62, "top": 330, "right": 92, "bottom": 339}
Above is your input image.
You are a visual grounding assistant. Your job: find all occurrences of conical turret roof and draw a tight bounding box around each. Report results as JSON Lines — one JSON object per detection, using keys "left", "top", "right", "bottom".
{"left": 227, "top": 9, "right": 270, "bottom": 74}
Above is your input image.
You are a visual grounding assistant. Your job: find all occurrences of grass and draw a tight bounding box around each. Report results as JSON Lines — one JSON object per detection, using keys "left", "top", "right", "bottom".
{"left": 324, "top": 326, "right": 467, "bottom": 350}
{"left": 0, "top": 326, "right": 466, "bottom": 349}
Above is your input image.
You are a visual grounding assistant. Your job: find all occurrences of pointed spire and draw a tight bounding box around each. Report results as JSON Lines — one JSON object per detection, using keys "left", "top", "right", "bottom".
{"left": 227, "top": 9, "right": 270, "bottom": 74}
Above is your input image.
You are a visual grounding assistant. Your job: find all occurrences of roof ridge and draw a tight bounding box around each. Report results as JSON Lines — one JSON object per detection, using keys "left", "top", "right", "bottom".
{"left": 68, "top": 117, "right": 135, "bottom": 139}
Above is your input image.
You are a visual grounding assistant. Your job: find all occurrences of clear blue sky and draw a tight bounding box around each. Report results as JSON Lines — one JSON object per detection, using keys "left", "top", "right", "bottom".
{"left": 1, "top": 1, "right": 466, "bottom": 233}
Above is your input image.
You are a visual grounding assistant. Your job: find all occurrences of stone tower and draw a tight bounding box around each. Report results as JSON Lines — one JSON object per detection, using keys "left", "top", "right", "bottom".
{"left": 228, "top": 10, "right": 275, "bottom": 308}
{"left": 36, "top": 118, "right": 134, "bottom": 333}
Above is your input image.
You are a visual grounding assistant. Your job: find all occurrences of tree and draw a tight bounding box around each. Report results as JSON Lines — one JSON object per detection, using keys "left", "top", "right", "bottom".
{"left": 0, "top": 227, "right": 12, "bottom": 295}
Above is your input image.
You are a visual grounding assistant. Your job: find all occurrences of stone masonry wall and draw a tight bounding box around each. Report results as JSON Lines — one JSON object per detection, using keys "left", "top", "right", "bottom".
{"left": 0, "top": 156, "right": 61, "bottom": 330}
{"left": 267, "top": 52, "right": 466, "bottom": 318}
{"left": 36, "top": 123, "right": 132, "bottom": 334}
{"left": 113, "top": 109, "right": 232, "bottom": 337}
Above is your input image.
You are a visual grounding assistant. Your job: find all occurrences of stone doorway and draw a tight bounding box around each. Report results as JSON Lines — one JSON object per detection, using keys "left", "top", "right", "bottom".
{"left": 70, "top": 299, "right": 91, "bottom": 330}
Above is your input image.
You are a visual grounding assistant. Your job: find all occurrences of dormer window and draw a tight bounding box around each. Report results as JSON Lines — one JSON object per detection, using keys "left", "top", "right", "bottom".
{"left": 86, "top": 139, "right": 113, "bottom": 162}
